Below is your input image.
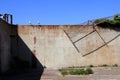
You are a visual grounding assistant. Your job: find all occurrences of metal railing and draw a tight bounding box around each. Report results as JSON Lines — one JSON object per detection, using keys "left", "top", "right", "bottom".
{"left": 80, "top": 14, "right": 120, "bottom": 26}
{"left": 0, "top": 13, "right": 13, "bottom": 24}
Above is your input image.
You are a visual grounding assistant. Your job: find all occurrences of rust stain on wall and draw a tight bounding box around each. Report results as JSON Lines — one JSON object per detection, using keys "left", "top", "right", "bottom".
{"left": 34, "top": 36, "right": 36, "bottom": 45}
{"left": 33, "top": 36, "right": 37, "bottom": 56}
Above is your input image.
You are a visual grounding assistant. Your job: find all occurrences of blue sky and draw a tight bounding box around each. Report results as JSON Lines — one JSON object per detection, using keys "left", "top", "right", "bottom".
{"left": 0, "top": 0, "right": 120, "bottom": 25}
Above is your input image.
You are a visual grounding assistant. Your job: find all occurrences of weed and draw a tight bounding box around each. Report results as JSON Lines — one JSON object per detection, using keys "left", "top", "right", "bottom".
{"left": 59, "top": 68, "right": 93, "bottom": 76}
{"left": 113, "top": 64, "right": 118, "bottom": 67}
{"left": 85, "top": 68, "right": 93, "bottom": 74}
{"left": 59, "top": 69, "right": 69, "bottom": 76}
{"left": 89, "top": 65, "right": 94, "bottom": 67}
{"left": 99, "top": 64, "right": 108, "bottom": 67}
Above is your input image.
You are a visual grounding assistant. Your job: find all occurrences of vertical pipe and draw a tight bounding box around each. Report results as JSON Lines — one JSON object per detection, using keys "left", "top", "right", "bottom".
{"left": 10, "top": 15, "right": 13, "bottom": 24}
{"left": 3, "top": 14, "right": 6, "bottom": 21}
{"left": 6, "top": 15, "right": 9, "bottom": 23}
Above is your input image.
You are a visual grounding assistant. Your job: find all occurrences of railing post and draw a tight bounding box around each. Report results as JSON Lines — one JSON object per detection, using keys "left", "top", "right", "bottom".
{"left": 10, "top": 15, "right": 13, "bottom": 24}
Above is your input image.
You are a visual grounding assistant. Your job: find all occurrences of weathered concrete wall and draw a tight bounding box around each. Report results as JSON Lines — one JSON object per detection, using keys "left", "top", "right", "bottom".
{"left": 17, "top": 25, "right": 120, "bottom": 68}
{"left": 1, "top": 16, "right": 120, "bottom": 71}
{"left": 0, "top": 19, "right": 12, "bottom": 72}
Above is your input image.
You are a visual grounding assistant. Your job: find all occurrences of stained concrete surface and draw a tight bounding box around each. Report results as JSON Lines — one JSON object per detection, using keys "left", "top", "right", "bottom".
{"left": 18, "top": 25, "right": 120, "bottom": 68}
{"left": 1, "top": 19, "right": 120, "bottom": 79}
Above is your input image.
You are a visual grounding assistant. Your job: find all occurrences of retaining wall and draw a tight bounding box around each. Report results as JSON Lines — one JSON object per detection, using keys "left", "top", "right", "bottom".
{"left": 17, "top": 25, "right": 120, "bottom": 68}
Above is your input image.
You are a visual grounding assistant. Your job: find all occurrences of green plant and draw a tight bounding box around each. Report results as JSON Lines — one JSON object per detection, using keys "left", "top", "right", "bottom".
{"left": 94, "top": 18, "right": 108, "bottom": 25}
{"left": 89, "top": 65, "right": 94, "bottom": 67}
{"left": 114, "top": 14, "right": 120, "bottom": 21}
{"left": 59, "top": 69, "right": 69, "bottom": 76}
{"left": 79, "top": 69, "right": 86, "bottom": 75}
{"left": 59, "top": 68, "right": 93, "bottom": 76}
{"left": 61, "top": 70, "right": 68, "bottom": 76}
{"left": 113, "top": 64, "right": 118, "bottom": 67}
{"left": 99, "top": 64, "right": 108, "bottom": 67}
{"left": 94, "top": 14, "right": 120, "bottom": 28}
{"left": 68, "top": 66, "right": 75, "bottom": 68}
{"left": 85, "top": 68, "right": 93, "bottom": 74}
{"left": 69, "top": 69, "right": 85, "bottom": 75}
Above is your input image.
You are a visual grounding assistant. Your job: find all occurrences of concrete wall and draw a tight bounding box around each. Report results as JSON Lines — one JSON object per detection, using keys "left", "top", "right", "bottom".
{"left": 17, "top": 25, "right": 120, "bottom": 68}
{"left": 0, "top": 19, "right": 12, "bottom": 72}
{"left": 0, "top": 19, "right": 120, "bottom": 71}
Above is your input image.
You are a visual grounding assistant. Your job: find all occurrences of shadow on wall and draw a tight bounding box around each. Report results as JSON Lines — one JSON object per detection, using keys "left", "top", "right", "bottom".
{"left": 97, "top": 25, "right": 120, "bottom": 32}
{"left": 0, "top": 35, "right": 44, "bottom": 80}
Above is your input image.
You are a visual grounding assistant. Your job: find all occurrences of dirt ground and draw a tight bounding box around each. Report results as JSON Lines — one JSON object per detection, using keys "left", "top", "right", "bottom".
{"left": 41, "top": 67, "right": 120, "bottom": 80}
{"left": 1, "top": 67, "right": 120, "bottom": 80}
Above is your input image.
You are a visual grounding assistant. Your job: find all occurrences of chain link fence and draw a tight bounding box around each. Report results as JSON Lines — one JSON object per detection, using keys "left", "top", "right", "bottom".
{"left": 80, "top": 14, "right": 120, "bottom": 26}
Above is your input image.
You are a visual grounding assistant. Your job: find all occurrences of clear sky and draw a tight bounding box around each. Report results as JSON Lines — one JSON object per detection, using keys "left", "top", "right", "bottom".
{"left": 0, "top": 0, "right": 120, "bottom": 25}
